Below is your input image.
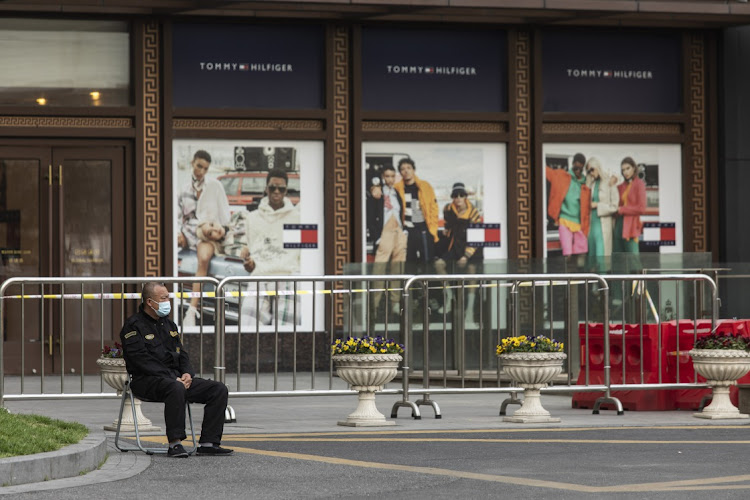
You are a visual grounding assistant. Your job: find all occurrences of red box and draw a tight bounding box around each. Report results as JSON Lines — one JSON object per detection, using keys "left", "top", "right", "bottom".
{"left": 574, "top": 320, "right": 750, "bottom": 411}
{"left": 574, "top": 323, "right": 670, "bottom": 411}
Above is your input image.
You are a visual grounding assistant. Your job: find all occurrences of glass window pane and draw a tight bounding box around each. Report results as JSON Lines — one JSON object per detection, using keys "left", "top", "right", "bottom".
{"left": 0, "top": 19, "right": 130, "bottom": 107}
{"left": 0, "top": 159, "right": 40, "bottom": 278}
{"left": 63, "top": 160, "right": 112, "bottom": 276}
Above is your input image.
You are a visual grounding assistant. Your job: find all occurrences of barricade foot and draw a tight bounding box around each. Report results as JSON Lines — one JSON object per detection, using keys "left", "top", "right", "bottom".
{"left": 593, "top": 396, "right": 624, "bottom": 415}
{"left": 416, "top": 397, "right": 442, "bottom": 419}
{"left": 391, "top": 400, "right": 421, "bottom": 420}
{"left": 225, "top": 405, "right": 236, "bottom": 423}
{"left": 499, "top": 393, "right": 522, "bottom": 416}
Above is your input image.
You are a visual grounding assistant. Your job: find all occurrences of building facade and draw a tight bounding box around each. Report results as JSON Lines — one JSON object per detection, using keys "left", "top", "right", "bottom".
{"left": 2, "top": 1, "right": 750, "bottom": 373}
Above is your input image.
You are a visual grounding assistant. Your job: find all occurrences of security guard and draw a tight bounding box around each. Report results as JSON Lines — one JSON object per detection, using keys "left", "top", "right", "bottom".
{"left": 120, "top": 281, "right": 233, "bottom": 457}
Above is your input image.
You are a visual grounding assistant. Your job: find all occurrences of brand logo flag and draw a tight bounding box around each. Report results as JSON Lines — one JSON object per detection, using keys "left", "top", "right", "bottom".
{"left": 642, "top": 222, "right": 676, "bottom": 246}
{"left": 283, "top": 224, "right": 318, "bottom": 249}
{"left": 239, "top": 63, "right": 249, "bottom": 71}
{"left": 466, "top": 223, "right": 501, "bottom": 248}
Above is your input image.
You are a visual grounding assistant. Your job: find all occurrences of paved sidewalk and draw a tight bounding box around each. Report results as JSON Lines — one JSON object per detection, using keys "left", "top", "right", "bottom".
{"left": 3, "top": 391, "right": 750, "bottom": 495}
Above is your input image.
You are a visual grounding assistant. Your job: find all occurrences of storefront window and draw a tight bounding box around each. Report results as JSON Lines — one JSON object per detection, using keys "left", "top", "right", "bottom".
{"left": 0, "top": 19, "right": 130, "bottom": 107}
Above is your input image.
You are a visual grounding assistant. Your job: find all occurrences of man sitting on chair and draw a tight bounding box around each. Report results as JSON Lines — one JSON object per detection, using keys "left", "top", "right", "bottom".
{"left": 120, "top": 281, "right": 233, "bottom": 458}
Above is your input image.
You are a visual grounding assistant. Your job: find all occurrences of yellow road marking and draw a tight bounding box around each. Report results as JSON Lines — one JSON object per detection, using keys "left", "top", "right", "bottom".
{"left": 221, "top": 424, "right": 750, "bottom": 439}
{"left": 227, "top": 445, "right": 750, "bottom": 493}
{"left": 133, "top": 427, "right": 750, "bottom": 493}
{"left": 229, "top": 436, "right": 750, "bottom": 444}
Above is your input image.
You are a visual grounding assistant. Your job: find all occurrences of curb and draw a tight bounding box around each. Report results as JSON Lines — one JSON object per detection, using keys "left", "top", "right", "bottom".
{"left": 0, "top": 432, "right": 107, "bottom": 487}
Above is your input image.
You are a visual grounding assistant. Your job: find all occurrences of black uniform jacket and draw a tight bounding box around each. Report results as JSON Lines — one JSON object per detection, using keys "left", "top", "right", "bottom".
{"left": 119, "top": 305, "right": 195, "bottom": 379}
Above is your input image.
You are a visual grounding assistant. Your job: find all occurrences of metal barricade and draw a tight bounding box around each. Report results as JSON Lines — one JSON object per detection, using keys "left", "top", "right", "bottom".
{"left": 601, "top": 273, "right": 718, "bottom": 403}
{"left": 0, "top": 272, "right": 721, "bottom": 421}
{"left": 390, "top": 273, "right": 617, "bottom": 419}
{"left": 0, "top": 276, "right": 219, "bottom": 406}
{"left": 212, "top": 275, "right": 410, "bottom": 396}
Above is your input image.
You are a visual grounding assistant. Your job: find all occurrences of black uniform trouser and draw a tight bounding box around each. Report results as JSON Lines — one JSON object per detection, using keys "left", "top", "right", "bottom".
{"left": 131, "top": 375, "right": 228, "bottom": 444}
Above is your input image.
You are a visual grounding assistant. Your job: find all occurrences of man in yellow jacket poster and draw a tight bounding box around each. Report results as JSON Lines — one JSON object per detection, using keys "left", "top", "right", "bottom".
{"left": 394, "top": 158, "right": 439, "bottom": 270}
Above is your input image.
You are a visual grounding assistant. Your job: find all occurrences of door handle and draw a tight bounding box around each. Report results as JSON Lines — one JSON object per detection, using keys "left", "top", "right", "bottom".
{"left": 52, "top": 165, "right": 62, "bottom": 185}
{"left": 49, "top": 332, "right": 53, "bottom": 356}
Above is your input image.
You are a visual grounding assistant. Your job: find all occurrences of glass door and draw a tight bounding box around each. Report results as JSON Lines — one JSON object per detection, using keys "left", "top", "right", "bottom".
{"left": 1, "top": 146, "right": 125, "bottom": 375}
{"left": 0, "top": 147, "right": 49, "bottom": 375}
{"left": 54, "top": 148, "right": 124, "bottom": 374}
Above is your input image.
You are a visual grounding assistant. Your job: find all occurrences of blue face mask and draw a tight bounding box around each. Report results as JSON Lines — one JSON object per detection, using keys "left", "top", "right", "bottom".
{"left": 150, "top": 299, "right": 171, "bottom": 318}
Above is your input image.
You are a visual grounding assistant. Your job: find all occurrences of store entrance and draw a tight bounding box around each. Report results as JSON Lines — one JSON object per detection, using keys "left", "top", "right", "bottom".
{"left": 0, "top": 146, "right": 125, "bottom": 375}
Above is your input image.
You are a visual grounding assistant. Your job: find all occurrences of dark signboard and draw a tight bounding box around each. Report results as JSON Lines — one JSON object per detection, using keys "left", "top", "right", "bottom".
{"left": 172, "top": 23, "right": 324, "bottom": 109}
{"left": 542, "top": 30, "right": 682, "bottom": 113}
{"left": 361, "top": 27, "right": 507, "bottom": 113}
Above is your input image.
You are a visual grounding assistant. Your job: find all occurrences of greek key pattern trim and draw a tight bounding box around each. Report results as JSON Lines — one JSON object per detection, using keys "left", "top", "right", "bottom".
{"left": 362, "top": 121, "right": 505, "bottom": 133}
{"left": 173, "top": 119, "right": 323, "bottom": 131}
{"left": 515, "top": 31, "right": 532, "bottom": 260}
{"left": 143, "top": 22, "right": 161, "bottom": 276}
{"left": 688, "top": 34, "right": 707, "bottom": 252}
{"left": 0, "top": 116, "right": 133, "bottom": 128}
{"left": 332, "top": 26, "right": 350, "bottom": 325}
{"left": 542, "top": 123, "right": 682, "bottom": 135}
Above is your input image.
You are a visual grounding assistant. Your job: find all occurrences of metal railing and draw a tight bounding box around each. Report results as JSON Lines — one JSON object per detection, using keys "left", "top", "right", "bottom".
{"left": 603, "top": 273, "right": 718, "bottom": 392}
{"left": 386, "top": 273, "right": 717, "bottom": 418}
{"left": 0, "top": 276, "right": 219, "bottom": 406}
{"left": 212, "top": 274, "right": 411, "bottom": 395}
{"left": 0, "top": 273, "right": 720, "bottom": 420}
{"left": 390, "top": 273, "right": 614, "bottom": 419}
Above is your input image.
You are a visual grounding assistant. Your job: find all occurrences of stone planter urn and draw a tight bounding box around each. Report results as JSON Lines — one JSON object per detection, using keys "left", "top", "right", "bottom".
{"left": 96, "top": 357, "right": 160, "bottom": 432}
{"left": 688, "top": 349, "right": 750, "bottom": 420}
{"left": 497, "top": 352, "right": 567, "bottom": 423}
{"left": 333, "top": 353, "right": 402, "bottom": 427}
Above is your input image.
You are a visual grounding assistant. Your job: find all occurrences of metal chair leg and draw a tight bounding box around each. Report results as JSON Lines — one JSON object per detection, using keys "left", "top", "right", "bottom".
{"left": 115, "top": 378, "right": 197, "bottom": 455}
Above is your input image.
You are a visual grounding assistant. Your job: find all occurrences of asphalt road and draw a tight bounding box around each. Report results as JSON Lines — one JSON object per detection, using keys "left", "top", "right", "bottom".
{"left": 9, "top": 425, "right": 750, "bottom": 500}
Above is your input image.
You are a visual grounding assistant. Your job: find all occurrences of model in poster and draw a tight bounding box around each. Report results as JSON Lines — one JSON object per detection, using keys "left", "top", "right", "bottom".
{"left": 584, "top": 157, "right": 619, "bottom": 272}
{"left": 613, "top": 156, "right": 646, "bottom": 257}
{"left": 545, "top": 153, "right": 591, "bottom": 261}
{"left": 434, "top": 181, "right": 483, "bottom": 323}
{"left": 393, "top": 158, "right": 439, "bottom": 270}
{"left": 367, "top": 164, "right": 406, "bottom": 316}
{"left": 238, "top": 168, "right": 301, "bottom": 326}
{"left": 176, "top": 150, "right": 231, "bottom": 327}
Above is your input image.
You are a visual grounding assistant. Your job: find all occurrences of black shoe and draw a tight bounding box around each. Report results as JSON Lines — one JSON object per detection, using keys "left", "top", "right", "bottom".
{"left": 167, "top": 444, "right": 189, "bottom": 458}
{"left": 197, "top": 445, "right": 234, "bottom": 456}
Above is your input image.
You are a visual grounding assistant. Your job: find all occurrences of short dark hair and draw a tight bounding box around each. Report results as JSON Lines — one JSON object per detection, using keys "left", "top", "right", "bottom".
{"left": 382, "top": 165, "right": 396, "bottom": 174}
{"left": 141, "top": 282, "right": 165, "bottom": 303}
{"left": 193, "top": 150, "right": 212, "bottom": 164}
{"left": 397, "top": 158, "right": 415, "bottom": 172}
{"left": 266, "top": 168, "right": 288, "bottom": 185}
{"left": 572, "top": 153, "right": 586, "bottom": 166}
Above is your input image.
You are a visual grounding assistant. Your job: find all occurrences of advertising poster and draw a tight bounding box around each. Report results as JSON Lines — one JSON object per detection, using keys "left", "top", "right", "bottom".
{"left": 172, "top": 139, "right": 325, "bottom": 333}
{"left": 362, "top": 142, "right": 508, "bottom": 268}
{"left": 541, "top": 143, "right": 683, "bottom": 265}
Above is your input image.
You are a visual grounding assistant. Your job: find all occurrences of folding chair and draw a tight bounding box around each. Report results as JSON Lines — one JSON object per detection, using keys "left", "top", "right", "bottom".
{"left": 114, "top": 376, "right": 197, "bottom": 455}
